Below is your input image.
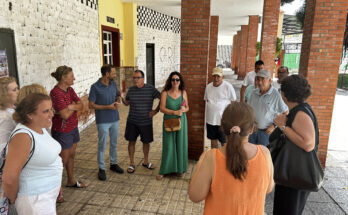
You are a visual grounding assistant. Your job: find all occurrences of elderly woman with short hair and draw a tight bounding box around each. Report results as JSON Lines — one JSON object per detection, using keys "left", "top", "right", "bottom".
{"left": 273, "top": 75, "right": 319, "bottom": 215}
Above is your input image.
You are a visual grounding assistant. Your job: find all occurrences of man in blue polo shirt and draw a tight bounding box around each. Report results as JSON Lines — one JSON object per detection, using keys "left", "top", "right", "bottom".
{"left": 247, "top": 70, "right": 288, "bottom": 146}
{"left": 89, "top": 64, "right": 124, "bottom": 181}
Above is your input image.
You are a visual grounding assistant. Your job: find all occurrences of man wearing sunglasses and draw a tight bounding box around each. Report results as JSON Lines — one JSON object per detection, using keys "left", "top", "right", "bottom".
{"left": 272, "top": 66, "right": 289, "bottom": 90}
{"left": 120, "top": 70, "right": 160, "bottom": 174}
{"left": 204, "top": 67, "right": 237, "bottom": 148}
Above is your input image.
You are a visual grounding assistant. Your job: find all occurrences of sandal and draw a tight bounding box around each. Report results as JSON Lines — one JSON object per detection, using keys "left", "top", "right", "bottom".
{"left": 142, "top": 163, "right": 155, "bottom": 170}
{"left": 66, "top": 180, "right": 87, "bottom": 188}
{"left": 156, "top": 175, "right": 164, "bottom": 180}
{"left": 176, "top": 173, "right": 183, "bottom": 177}
{"left": 56, "top": 187, "right": 64, "bottom": 203}
{"left": 56, "top": 195, "right": 64, "bottom": 203}
{"left": 127, "top": 165, "right": 135, "bottom": 173}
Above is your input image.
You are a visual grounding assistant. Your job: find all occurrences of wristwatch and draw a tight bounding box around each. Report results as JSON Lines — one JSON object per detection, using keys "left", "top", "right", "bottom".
{"left": 280, "top": 125, "right": 286, "bottom": 131}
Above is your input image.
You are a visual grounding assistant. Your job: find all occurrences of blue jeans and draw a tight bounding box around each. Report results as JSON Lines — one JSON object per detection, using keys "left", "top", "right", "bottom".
{"left": 248, "top": 130, "right": 270, "bottom": 146}
{"left": 96, "top": 121, "right": 119, "bottom": 170}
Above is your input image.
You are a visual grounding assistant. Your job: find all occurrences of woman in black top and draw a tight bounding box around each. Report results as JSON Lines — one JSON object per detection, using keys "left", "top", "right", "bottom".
{"left": 273, "top": 75, "right": 319, "bottom": 215}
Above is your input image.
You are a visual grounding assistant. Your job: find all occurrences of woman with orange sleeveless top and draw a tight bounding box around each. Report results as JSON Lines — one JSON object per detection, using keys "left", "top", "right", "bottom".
{"left": 188, "top": 101, "right": 274, "bottom": 215}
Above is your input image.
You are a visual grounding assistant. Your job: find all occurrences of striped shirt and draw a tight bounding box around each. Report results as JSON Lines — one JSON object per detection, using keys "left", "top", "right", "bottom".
{"left": 126, "top": 84, "right": 160, "bottom": 126}
{"left": 50, "top": 86, "right": 80, "bottom": 133}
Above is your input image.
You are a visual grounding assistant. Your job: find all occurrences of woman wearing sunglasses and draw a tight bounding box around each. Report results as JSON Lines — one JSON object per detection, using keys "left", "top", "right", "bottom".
{"left": 156, "top": 71, "right": 189, "bottom": 180}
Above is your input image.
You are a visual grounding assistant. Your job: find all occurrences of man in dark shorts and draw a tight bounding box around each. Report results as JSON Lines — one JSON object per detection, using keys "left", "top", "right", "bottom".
{"left": 120, "top": 70, "right": 160, "bottom": 173}
{"left": 204, "top": 67, "right": 236, "bottom": 148}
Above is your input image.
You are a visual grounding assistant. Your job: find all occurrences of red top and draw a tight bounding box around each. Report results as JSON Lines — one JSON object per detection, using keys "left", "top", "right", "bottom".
{"left": 50, "top": 86, "right": 80, "bottom": 133}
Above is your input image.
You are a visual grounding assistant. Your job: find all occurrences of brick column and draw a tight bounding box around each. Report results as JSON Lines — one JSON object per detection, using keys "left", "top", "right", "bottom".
{"left": 181, "top": 0, "right": 211, "bottom": 160}
{"left": 238, "top": 25, "right": 249, "bottom": 79}
{"left": 245, "top": 15, "right": 259, "bottom": 76}
{"left": 299, "top": 0, "right": 348, "bottom": 167}
{"left": 208, "top": 16, "right": 219, "bottom": 83}
{"left": 235, "top": 30, "right": 242, "bottom": 74}
{"left": 231, "top": 35, "right": 237, "bottom": 71}
{"left": 260, "top": 0, "right": 281, "bottom": 76}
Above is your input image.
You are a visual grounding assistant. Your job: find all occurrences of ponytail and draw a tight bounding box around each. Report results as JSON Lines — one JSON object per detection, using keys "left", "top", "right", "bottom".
{"left": 225, "top": 132, "right": 248, "bottom": 181}
{"left": 221, "top": 101, "right": 255, "bottom": 181}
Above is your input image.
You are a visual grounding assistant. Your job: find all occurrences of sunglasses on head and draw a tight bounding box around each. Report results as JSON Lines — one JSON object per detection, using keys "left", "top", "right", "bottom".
{"left": 171, "top": 78, "right": 180, "bottom": 82}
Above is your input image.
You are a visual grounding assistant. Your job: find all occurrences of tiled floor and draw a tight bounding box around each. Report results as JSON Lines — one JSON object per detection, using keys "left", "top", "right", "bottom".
{"left": 57, "top": 103, "right": 205, "bottom": 215}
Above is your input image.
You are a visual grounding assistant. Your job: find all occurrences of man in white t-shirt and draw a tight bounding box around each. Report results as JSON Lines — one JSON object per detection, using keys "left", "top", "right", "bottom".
{"left": 204, "top": 67, "right": 237, "bottom": 148}
{"left": 240, "top": 60, "right": 264, "bottom": 102}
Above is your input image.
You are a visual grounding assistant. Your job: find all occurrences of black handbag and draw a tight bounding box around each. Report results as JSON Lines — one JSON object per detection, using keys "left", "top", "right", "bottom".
{"left": 268, "top": 105, "right": 324, "bottom": 192}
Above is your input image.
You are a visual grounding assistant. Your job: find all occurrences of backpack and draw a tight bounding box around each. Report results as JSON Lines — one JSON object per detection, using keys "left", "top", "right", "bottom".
{"left": 0, "top": 128, "right": 35, "bottom": 215}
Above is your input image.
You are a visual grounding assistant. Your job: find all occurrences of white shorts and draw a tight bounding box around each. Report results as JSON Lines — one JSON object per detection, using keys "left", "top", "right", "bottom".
{"left": 15, "top": 186, "right": 60, "bottom": 215}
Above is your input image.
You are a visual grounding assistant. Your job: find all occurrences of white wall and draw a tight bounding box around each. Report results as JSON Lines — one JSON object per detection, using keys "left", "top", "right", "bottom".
{"left": 136, "top": 6, "right": 180, "bottom": 88}
{"left": 0, "top": 0, "right": 100, "bottom": 97}
{"left": 0, "top": 0, "right": 100, "bottom": 129}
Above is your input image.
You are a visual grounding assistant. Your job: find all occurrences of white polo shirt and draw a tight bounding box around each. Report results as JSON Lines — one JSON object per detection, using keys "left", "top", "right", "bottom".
{"left": 242, "top": 71, "right": 256, "bottom": 87}
{"left": 204, "top": 80, "right": 236, "bottom": 126}
{"left": 247, "top": 86, "right": 288, "bottom": 129}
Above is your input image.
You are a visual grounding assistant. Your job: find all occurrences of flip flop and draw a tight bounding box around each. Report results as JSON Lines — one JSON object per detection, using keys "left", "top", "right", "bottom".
{"left": 127, "top": 165, "right": 135, "bottom": 173}
{"left": 142, "top": 163, "right": 155, "bottom": 170}
{"left": 156, "top": 175, "right": 164, "bottom": 180}
{"left": 66, "top": 180, "right": 87, "bottom": 188}
{"left": 56, "top": 195, "right": 64, "bottom": 203}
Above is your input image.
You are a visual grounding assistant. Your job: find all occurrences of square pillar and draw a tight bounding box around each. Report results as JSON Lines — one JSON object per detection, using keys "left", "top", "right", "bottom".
{"left": 235, "top": 30, "right": 242, "bottom": 74}
{"left": 245, "top": 15, "right": 259, "bottom": 76}
{"left": 238, "top": 25, "right": 249, "bottom": 79}
{"left": 180, "top": 0, "right": 211, "bottom": 160}
{"left": 231, "top": 35, "right": 237, "bottom": 71}
{"left": 260, "top": 0, "right": 281, "bottom": 76}
{"left": 208, "top": 16, "right": 219, "bottom": 83}
{"left": 299, "top": 0, "right": 348, "bottom": 167}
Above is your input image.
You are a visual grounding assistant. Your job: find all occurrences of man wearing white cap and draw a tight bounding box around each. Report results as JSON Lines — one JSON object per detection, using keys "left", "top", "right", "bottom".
{"left": 247, "top": 70, "right": 288, "bottom": 146}
{"left": 204, "top": 67, "right": 237, "bottom": 148}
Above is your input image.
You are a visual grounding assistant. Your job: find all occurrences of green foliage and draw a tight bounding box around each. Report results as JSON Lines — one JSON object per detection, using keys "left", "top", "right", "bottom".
{"left": 256, "top": 42, "right": 261, "bottom": 56}
{"left": 337, "top": 74, "right": 348, "bottom": 89}
{"left": 276, "top": 38, "right": 283, "bottom": 57}
{"left": 281, "top": 0, "right": 295, "bottom": 6}
{"left": 295, "top": 2, "right": 306, "bottom": 29}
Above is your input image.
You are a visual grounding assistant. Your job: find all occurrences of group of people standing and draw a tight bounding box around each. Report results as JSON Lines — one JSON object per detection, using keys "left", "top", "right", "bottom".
{"left": 0, "top": 65, "right": 190, "bottom": 214}
{"left": 0, "top": 60, "right": 318, "bottom": 215}
{"left": 88, "top": 65, "right": 189, "bottom": 181}
{"left": 190, "top": 62, "right": 319, "bottom": 215}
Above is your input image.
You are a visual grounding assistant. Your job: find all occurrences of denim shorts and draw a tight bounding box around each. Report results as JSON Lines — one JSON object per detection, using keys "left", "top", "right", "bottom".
{"left": 52, "top": 127, "right": 80, "bottom": 150}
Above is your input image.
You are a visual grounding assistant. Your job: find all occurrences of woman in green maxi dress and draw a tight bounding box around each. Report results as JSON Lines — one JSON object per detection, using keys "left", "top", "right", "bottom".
{"left": 157, "top": 72, "right": 189, "bottom": 180}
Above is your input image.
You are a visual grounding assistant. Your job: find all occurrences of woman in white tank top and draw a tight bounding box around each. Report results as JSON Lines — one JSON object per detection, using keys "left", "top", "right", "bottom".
{"left": 2, "top": 93, "right": 63, "bottom": 215}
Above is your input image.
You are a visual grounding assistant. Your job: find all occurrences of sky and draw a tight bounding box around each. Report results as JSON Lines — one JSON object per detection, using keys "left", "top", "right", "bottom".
{"left": 218, "top": 0, "right": 304, "bottom": 45}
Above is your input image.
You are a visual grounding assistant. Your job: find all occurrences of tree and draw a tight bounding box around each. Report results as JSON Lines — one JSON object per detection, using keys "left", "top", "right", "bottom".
{"left": 281, "top": 0, "right": 296, "bottom": 5}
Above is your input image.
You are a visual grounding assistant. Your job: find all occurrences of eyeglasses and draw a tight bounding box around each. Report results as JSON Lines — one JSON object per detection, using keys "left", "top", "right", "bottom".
{"left": 171, "top": 78, "right": 180, "bottom": 82}
{"left": 133, "top": 76, "right": 143, "bottom": 80}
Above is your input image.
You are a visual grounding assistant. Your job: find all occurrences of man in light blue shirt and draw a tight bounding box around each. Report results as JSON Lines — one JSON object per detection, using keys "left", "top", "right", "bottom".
{"left": 247, "top": 70, "right": 288, "bottom": 146}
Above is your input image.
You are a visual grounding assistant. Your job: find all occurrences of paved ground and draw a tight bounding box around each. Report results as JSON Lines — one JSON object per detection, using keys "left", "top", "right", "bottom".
{"left": 56, "top": 72, "right": 347, "bottom": 214}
